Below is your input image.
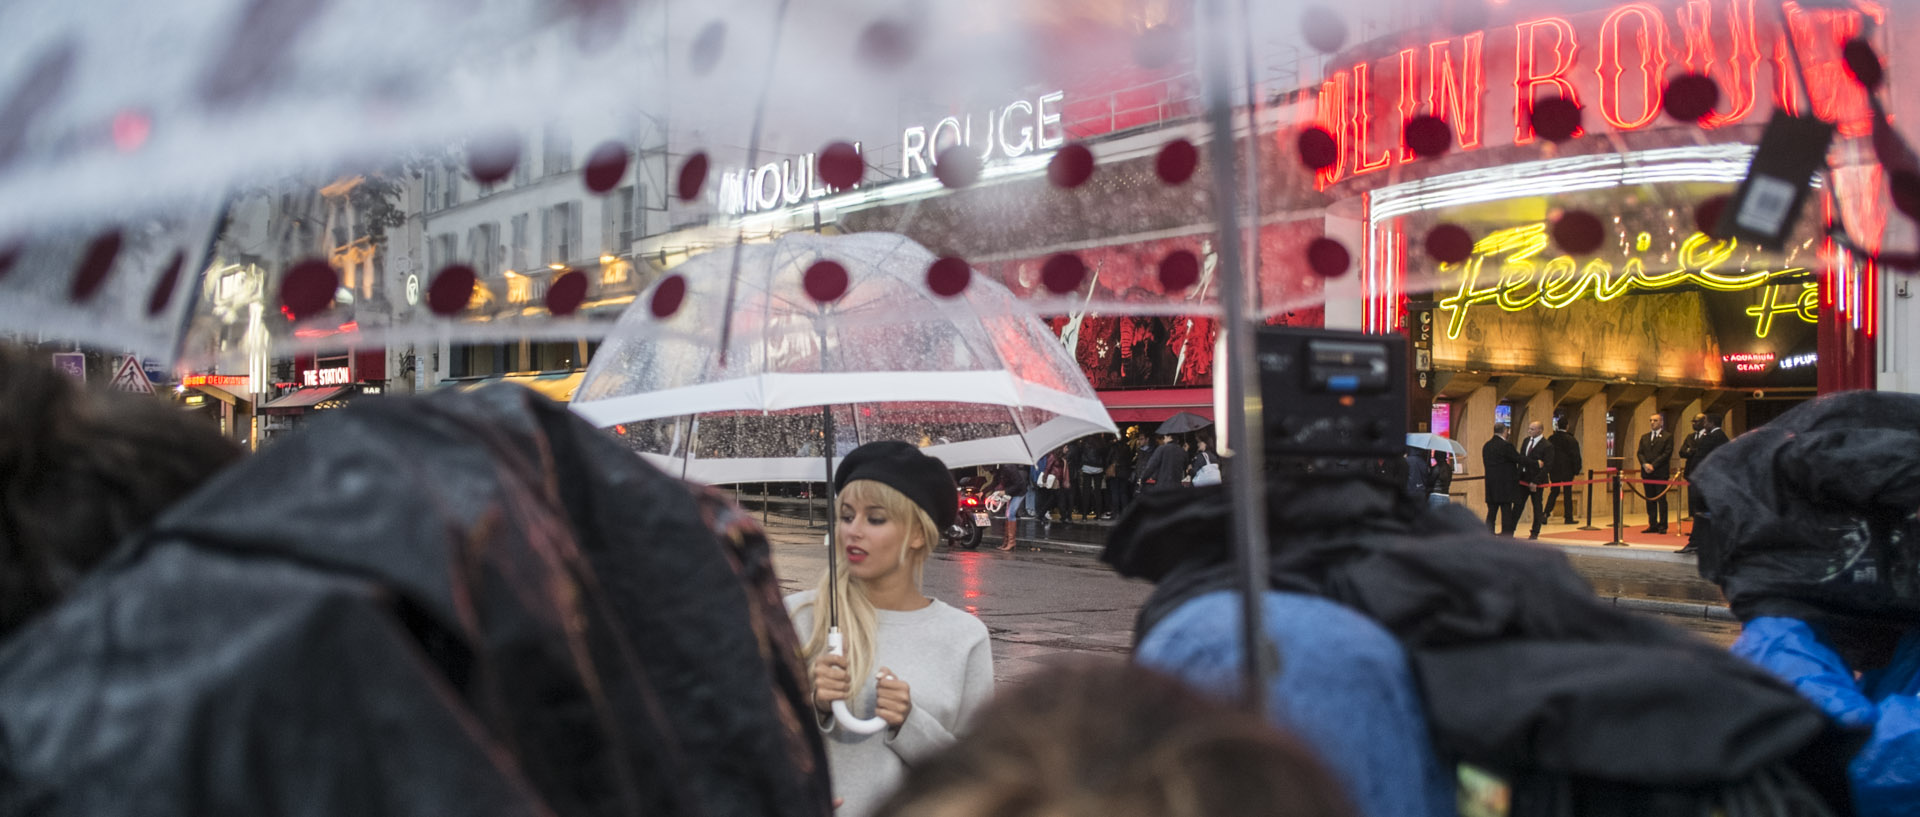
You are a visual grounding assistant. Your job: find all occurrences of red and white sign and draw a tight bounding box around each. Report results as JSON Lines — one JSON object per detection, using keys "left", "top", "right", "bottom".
{"left": 1308, "top": 0, "right": 1886, "bottom": 189}
{"left": 302, "top": 366, "right": 352, "bottom": 387}
{"left": 108, "top": 356, "right": 155, "bottom": 394}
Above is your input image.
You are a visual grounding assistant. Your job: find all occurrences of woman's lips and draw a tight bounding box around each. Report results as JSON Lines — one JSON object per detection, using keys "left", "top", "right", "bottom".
{"left": 847, "top": 547, "right": 868, "bottom": 564}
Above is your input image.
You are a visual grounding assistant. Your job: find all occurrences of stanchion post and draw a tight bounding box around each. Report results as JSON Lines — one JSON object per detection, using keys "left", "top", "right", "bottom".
{"left": 762, "top": 482, "right": 770, "bottom": 526}
{"left": 1607, "top": 469, "right": 1628, "bottom": 546}
{"left": 1579, "top": 469, "right": 1600, "bottom": 531}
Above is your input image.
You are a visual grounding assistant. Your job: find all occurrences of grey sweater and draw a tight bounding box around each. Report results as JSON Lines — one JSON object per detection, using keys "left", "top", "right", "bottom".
{"left": 785, "top": 591, "right": 993, "bottom": 817}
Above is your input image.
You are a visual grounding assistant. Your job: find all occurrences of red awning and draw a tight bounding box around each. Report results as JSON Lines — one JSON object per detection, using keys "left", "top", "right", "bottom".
{"left": 260, "top": 386, "right": 349, "bottom": 415}
{"left": 1098, "top": 388, "right": 1213, "bottom": 424}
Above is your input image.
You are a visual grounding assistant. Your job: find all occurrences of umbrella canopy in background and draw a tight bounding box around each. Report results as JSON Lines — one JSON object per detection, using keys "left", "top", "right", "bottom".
{"left": 571, "top": 231, "right": 1117, "bottom": 484}
{"left": 1406, "top": 432, "right": 1467, "bottom": 457}
{"left": 1156, "top": 411, "right": 1213, "bottom": 435}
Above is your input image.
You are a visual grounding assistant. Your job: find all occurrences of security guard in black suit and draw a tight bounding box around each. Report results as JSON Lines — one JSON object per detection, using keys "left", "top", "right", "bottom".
{"left": 1635, "top": 414, "right": 1675, "bottom": 534}
{"left": 1676, "top": 413, "right": 1731, "bottom": 554}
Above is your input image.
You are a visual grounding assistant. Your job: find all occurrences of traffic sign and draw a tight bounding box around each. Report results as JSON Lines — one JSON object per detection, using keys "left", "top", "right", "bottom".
{"left": 109, "top": 356, "right": 155, "bottom": 394}
{"left": 51, "top": 352, "right": 85, "bottom": 381}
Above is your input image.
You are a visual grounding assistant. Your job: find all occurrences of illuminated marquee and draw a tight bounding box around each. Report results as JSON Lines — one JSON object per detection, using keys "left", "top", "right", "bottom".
{"left": 1310, "top": 0, "right": 1885, "bottom": 188}
{"left": 1437, "top": 222, "right": 1818, "bottom": 339}
{"left": 302, "top": 367, "right": 352, "bottom": 387}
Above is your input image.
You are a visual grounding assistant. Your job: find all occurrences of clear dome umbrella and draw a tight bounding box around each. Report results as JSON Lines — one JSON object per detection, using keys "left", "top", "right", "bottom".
{"left": 573, "top": 229, "right": 1116, "bottom": 733}
{"left": 572, "top": 230, "right": 1116, "bottom": 481}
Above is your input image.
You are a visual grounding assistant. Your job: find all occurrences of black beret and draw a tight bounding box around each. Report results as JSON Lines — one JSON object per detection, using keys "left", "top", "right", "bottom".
{"left": 834, "top": 440, "right": 957, "bottom": 531}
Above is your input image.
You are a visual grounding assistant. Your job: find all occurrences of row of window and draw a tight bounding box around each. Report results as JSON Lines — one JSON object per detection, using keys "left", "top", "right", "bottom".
{"left": 425, "top": 187, "right": 640, "bottom": 276}
{"left": 449, "top": 340, "right": 599, "bottom": 379}
{"left": 422, "top": 125, "right": 579, "bottom": 213}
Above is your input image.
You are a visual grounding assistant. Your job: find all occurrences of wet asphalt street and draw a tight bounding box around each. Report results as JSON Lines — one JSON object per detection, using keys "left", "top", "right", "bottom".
{"left": 758, "top": 513, "right": 1741, "bottom": 687}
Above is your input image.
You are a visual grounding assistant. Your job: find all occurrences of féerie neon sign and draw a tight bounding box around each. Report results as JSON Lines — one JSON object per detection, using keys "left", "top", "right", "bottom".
{"left": 1310, "top": 0, "right": 1885, "bottom": 188}
{"left": 1437, "top": 222, "right": 1816, "bottom": 339}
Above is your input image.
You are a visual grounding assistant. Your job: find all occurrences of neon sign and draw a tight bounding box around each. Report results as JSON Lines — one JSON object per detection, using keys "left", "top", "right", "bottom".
{"left": 302, "top": 367, "right": 351, "bottom": 387}
{"left": 900, "top": 90, "right": 1066, "bottom": 177}
{"left": 184, "top": 374, "right": 249, "bottom": 389}
{"left": 717, "top": 144, "right": 864, "bottom": 215}
{"left": 1437, "top": 222, "right": 1817, "bottom": 339}
{"left": 1722, "top": 351, "right": 1774, "bottom": 372}
{"left": 1308, "top": 0, "right": 1884, "bottom": 188}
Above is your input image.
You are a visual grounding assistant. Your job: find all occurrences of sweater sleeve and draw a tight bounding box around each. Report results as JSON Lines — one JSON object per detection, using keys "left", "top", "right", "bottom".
{"left": 886, "top": 627, "right": 993, "bottom": 765}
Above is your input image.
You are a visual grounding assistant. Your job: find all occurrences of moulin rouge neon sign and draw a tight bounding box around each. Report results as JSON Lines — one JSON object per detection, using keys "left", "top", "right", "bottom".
{"left": 1438, "top": 222, "right": 1818, "bottom": 339}
{"left": 1311, "top": 0, "right": 1885, "bottom": 188}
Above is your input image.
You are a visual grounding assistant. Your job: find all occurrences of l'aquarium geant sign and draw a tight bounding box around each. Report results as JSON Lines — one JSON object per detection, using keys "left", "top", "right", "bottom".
{"left": 1309, "top": 0, "right": 1885, "bottom": 189}
{"left": 715, "top": 90, "right": 1067, "bottom": 215}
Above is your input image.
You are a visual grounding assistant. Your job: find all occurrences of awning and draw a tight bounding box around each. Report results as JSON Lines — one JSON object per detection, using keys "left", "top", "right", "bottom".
{"left": 442, "top": 371, "right": 585, "bottom": 403}
{"left": 191, "top": 384, "right": 251, "bottom": 405}
{"left": 1098, "top": 388, "right": 1213, "bottom": 424}
{"left": 260, "top": 386, "right": 350, "bottom": 415}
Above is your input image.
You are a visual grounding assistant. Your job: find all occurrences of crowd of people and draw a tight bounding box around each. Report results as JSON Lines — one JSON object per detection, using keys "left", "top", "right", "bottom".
{"left": 973, "top": 427, "right": 1221, "bottom": 550}
{"left": 2, "top": 346, "right": 1915, "bottom": 817}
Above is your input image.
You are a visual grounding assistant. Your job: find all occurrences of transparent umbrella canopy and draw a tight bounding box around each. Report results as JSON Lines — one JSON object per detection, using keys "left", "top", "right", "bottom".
{"left": 572, "top": 230, "right": 1117, "bottom": 483}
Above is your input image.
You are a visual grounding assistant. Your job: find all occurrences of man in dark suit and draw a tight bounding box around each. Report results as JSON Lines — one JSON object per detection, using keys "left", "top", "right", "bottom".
{"left": 1542, "top": 418, "right": 1583, "bottom": 524}
{"left": 1636, "top": 413, "right": 1675, "bottom": 534}
{"left": 1481, "top": 423, "right": 1528, "bottom": 536}
{"left": 1519, "top": 420, "right": 1556, "bottom": 539}
{"left": 1676, "top": 413, "right": 1731, "bottom": 554}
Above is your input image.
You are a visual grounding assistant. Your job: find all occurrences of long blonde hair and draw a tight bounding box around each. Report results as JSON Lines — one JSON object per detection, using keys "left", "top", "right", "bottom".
{"left": 800, "top": 479, "right": 939, "bottom": 703}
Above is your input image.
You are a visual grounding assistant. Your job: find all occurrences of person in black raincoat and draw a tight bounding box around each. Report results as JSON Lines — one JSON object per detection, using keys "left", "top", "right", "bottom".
{"left": 1104, "top": 459, "right": 1855, "bottom": 817}
{"left": 0, "top": 348, "right": 832, "bottom": 817}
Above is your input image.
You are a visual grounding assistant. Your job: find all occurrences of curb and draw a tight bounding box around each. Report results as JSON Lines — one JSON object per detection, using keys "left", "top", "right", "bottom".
{"left": 993, "top": 538, "right": 1733, "bottom": 621}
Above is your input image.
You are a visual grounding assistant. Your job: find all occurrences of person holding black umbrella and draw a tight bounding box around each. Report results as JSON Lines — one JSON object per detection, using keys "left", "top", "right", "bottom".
{"left": 1139, "top": 434, "right": 1189, "bottom": 493}
{"left": 788, "top": 441, "right": 994, "bottom": 817}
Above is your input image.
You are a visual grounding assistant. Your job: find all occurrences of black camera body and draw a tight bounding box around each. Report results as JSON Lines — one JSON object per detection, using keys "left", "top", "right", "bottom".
{"left": 1255, "top": 327, "right": 1408, "bottom": 461}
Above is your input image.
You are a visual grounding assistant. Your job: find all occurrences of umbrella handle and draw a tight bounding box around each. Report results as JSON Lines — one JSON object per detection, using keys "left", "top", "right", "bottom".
{"left": 826, "top": 629, "right": 890, "bottom": 735}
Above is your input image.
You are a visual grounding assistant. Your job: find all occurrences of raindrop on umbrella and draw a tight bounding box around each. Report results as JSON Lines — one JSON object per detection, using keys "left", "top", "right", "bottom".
{"left": 1159, "top": 250, "right": 1200, "bottom": 292}
{"left": 1157, "top": 138, "right": 1198, "bottom": 184}
{"left": 583, "top": 141, "right": 631, "bottom": 193}
{"left": 547, "top": 270, "right": 587, "bottom": 316}
{"left": 1551, "top": 211, "right": 1605, "bottom": 255}
{"left": 1892, "top": 170, "right": 1920, "bottom": 221}
{"left": 0, "top": 242, "right": 19, "bottom": 282}
{"left": 1049, "top": 143, "right": 1095, "bottom": 189}
{"left": 1844, "top": 38, "right": 1884, "bottom": 91}
{"left": 1301, "top": 5, "right": 1348, "bottom": 54}
{"left": 69, "top": 230, "right": 123, "bottom": 303}
{"left": 651, "top": 274, "right": 687, "bottom": 318}
{"left": 1405, "top": 115, "right": 1453, "bottom": 159}
{"left": 690, "top": 20, "right": 727, "bottom": 76}
{"left": 145, "top": 251, "right": 185, "bottom": 315}
{"left": 468, "top": 133, "right": 521, "bottom": 185}
{"left": 927, "top": 256, "right": 971, "bottom": 297}
{"left": 1297, "top": 126, "right": 1338, "bottom": 170}
{"left": 818, "top": 141, "right": 863, "bottom": 189}
{"left": 1042, "top": 254, "right": 1087, "bottom": 294}
{"left": 1531, "top": 96, "right": 1582, "bottom": 143}
{"left": 935, "top": 146, "right": 981, "bottom": 189}
{"left": 1662, "top": 74, "right": 1720, "bottom": 123}
{"left": 805, "top": 260, "right": 850, "bottom": 303}
{"left": 111, "top": 109, "right": 151, "bottom": 153}
{"left": 428, "top": 265, "right": 476, "bottom": 316}
{"left": 1424, "top": 224, "right": 1475, "bottom": 264}
{"left": 857, "top": 18, "right": 916, "bottom": 70}
{"left": 1695, "top": 195, "right": 1731, "bottom": 240}
{"left": 678, "top": 152, "right": 709, "bottom": 201}
{"left": 1306, "top": 237, "right": 1351, "bottom": 278}
{"left": 280, "top": 259, "right": 338, "bottom": 320}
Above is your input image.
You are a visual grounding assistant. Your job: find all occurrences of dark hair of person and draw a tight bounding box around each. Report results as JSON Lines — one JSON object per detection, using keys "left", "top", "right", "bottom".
{"left": 874, "top": 661, "right": 1357, "bottom": 817}
{"left": 0, "top": 346, "right": 243, "bottom": 639}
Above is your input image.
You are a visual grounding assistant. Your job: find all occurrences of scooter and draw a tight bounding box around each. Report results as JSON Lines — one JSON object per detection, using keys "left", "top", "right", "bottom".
{"left": 944, "top": 487, "right": 988, "bottom": 549}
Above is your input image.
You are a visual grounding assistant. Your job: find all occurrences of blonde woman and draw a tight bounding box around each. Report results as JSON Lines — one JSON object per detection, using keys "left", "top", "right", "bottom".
{"left": 786, "top": 441, "right": 994, "bottom": 817}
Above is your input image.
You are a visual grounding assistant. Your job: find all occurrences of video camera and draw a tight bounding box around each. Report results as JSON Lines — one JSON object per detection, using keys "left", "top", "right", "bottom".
{"left": 1254, "top": 327, "right": 1408, "bottom": 464}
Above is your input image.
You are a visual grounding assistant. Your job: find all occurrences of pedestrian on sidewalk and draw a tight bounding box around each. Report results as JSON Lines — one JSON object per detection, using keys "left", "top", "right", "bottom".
{"left": 1139, "top": 434, "right": 1188, "bottom": 493}
{"left": 789, "top": 441, "right": 994, "bottom": 817}
{"left": 1674, "top": 413, "right": 1728, "bottom": 555}
{"left": 1404, "top": 446, "right": 1433, "bottom": 504}
{"left": 1635, "top": 414, "right": 1674, "bottom": 534}
{"left": 1425, "top": 451, "right": 1454, "bottom": 510}
{"left": 1032, "top": 447, "right": 1072, "bottom": 536}
{"left": 1106, "top": 433, "right": 1137, "bottom": 518}
{"left": 1077, "top": 436, "right": 1109, "bottom": 520}
{"left": 1543, "top": 419, "right": 1582, "bottom": 524}
{"left": 1190, "top": 437, "right": 1218, "bottom": 482}
{"left": 1519, "top": 421, "right": 1555, "bottom": 540}
{"left": 1481, "top": 423, "right": 1527, "bottom": 536}
{"left": 985, "top": 461, "right": 1031, "bottom": 551}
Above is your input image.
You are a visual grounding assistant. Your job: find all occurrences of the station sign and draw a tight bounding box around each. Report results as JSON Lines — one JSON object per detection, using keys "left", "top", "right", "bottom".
{"left": 302, "top": 366, "right": 352, "bottom": 387}
{"left": 1310, "top": 0, "right": 1885, "bottom": 189}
